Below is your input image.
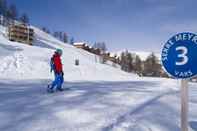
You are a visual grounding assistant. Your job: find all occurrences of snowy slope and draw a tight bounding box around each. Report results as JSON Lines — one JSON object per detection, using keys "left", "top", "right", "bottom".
{"left": 2, "top": 25, "right": 197, "bottom": 131}
{"left": 1, "top": 78, "right": 197, "bottom": 131}
{"left": 0, "top": 25, "right": 135, "bottom": 81}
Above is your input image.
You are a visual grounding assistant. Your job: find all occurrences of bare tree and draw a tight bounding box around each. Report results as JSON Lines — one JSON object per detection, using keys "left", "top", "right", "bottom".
{"left": 93, "top": 42, "right": 107, "bottom": 54}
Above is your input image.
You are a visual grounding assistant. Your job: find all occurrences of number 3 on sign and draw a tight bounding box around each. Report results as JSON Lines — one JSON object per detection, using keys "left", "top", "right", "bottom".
{"left": 176, "top": 46, "right": 188, "bottom": 66}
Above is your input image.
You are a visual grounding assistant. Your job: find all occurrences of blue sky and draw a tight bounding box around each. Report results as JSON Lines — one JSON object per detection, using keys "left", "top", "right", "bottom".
{"left": 8, "top": 0, "right": 197, "bottom": 52}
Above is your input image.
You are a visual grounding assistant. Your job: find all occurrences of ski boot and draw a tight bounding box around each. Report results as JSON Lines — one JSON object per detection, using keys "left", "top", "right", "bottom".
{"left": 47, "top": 85, "right": 54, "bottom": 93}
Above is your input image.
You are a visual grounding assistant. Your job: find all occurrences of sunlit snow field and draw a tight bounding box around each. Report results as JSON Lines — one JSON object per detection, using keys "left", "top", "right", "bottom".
{"left": 1, "top": 25, "right": 197, "bottom": 131}
{"left": 1, "top": 78, "right": 197, "bottom": 131}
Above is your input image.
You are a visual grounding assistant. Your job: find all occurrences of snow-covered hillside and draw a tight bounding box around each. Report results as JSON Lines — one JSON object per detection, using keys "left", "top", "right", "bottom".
{"left": 0, "top": 25, "right": 135, "bottom": 81}
{"left": 1, "top": 24, "right": 197, "bottom": 131}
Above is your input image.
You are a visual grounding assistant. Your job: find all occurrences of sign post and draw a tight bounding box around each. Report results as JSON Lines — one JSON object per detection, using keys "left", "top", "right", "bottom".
{"left": 161, "top": 32, "right": 197, "bottom": 131}
{"left": 181, "top": 79, "right": 188, "bottom": 131}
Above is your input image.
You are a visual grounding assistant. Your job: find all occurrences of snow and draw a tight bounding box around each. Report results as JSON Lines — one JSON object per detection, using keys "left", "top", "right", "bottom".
{"left": 1, "top": 78, "right": 197, "bottom": 131}
{"left": 73, "top": 42, "right": 86, "bottom": 46}
{"left": 1, "top": 24, "right": 197, "bottom": 131}
{"left": 0, "top": 25, "right": 135, "bottom": 81}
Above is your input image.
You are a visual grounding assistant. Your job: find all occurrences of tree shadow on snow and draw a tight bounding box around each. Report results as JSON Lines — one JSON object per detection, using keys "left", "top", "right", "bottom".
{"left": 0, "top": 79, "right": 173, "bottom": 131}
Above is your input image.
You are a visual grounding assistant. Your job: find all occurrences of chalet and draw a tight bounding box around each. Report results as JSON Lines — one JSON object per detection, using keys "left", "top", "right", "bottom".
{"left": 74, "top": 42, "right": 119, "bottom": 64}
{"left": 74, "top": 42, "right": 93, "bottom": 53}
{"left": 8, "top": 23, "right": 34, "bottom": 45}
{"left": 191, "top": 77, "right": 197, "bottom": 82}
{"left": 102, "top": 52, "right": 118, "bottom": 63}
{"left": 84, "top": 45, "right": 91, "bottom": 52}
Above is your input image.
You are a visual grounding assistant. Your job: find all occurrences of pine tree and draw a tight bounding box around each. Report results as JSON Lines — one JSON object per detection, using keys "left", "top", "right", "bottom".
{"left": 46, "top": 29, "right": 50, "bottom": 34}
{"left": 7, "top": 4, "right": 17, "bottom": 20}
{"left": 120, "top": 51, "right": 133, "bottom": 72}
{"left": 53, "top": 31, "right": 65, "bottom": 41}
{"left": 101, "top": 42, "right": 107, "bottom": 53}
{"left": 42, "top": 27, "right": 50, "bottom": 34}
{"left": 59, "top": 32, "right": 63, "bottom": 41}
{"left": 53, "top": 31, "right": 58, "bottom": 38}
{"left": 19, "top": 13, "right": 29, "bottom": 24}
{"left": 70, "top": 37, "right": 74, "bottom": 45}
{"left": 143, "top": 52, "right": 161, "bottom": 76}
{"left": 42, "top": 27, "right": 47, "bottom": 32}
{"left": 0, "top": 0, "right": 7, "bottom": 16}
{"left": 93, "top": 42, "right": 107, "bottom": 54}
{"left": 63, "top": 32, "right": 68, "bottom": 43}
{"left": 134, "top": 55, "right": 142, "bottom": 75}
{"left": 127, "top": 52, "right": 134, "bottom": 72}
{"left": 120, "top": 52, "right": 126, "bottom": 71}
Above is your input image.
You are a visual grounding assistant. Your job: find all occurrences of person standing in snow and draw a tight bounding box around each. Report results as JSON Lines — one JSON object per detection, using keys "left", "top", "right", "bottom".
{"left": 48, "top": 49, "right": 64, "bottom": 92}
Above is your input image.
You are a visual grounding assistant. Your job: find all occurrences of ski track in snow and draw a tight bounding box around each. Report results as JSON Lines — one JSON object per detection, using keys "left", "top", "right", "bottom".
{"left": 0, "top": 52, "right": 27, "bottom": 74}
{"left": 1, "top": 78, "right": 192, "bottom": 131}
{"left": 102, "top": 90, "right": 179, "bottom": 131}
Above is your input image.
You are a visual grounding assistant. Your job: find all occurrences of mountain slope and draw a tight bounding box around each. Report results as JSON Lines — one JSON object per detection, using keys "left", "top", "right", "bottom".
{"left": 0, "top": 25, "right": 136, "bottom": 81}
{"left": 1, "top": 26, "right": 197, "bottom": 131}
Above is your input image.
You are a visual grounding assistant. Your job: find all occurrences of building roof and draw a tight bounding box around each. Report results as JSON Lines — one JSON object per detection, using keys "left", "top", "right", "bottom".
{"left": 73, "top": 42, "right": 86, "bottom": 46}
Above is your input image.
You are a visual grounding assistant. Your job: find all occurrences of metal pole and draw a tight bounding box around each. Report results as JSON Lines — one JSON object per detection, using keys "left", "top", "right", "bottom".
{"left": 181, "top": 79, "right": 188, "bottom": 131}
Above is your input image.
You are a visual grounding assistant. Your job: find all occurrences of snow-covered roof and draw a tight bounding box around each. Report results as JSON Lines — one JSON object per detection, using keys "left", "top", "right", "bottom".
{"left": 73, "top": 42, "right": 86, "bottom": 46}
{"left": 109, "top": 53, "right": 116, "bottom": 57}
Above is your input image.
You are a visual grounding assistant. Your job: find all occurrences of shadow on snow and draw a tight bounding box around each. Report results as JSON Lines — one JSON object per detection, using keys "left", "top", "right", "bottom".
{"left": 0, "top": 79, "right": 179, "bottom": 131}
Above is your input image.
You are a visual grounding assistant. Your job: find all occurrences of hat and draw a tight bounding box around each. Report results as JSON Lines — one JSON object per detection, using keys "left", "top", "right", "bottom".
{"left": 56, "top": 49, "right": 63, "bottom": 56}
